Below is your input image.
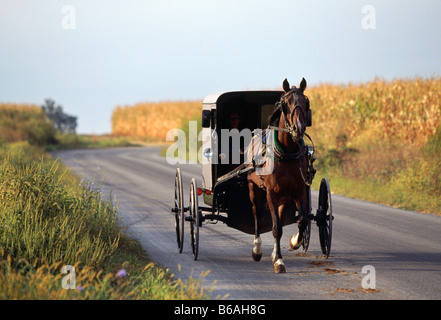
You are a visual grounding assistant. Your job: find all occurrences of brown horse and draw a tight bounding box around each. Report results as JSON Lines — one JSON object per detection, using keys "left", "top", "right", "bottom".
{"left": 247, "top": 78, "right": 310, "bottom": 273}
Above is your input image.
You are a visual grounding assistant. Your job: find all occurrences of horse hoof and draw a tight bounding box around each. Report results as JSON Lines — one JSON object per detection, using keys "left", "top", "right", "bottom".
{"left": 252, "top": 251, "right": 262, "bottom": 262}
{"left": 273, "top": 260, "right": 286, "bottom": 273}
{"left": 274, "top": 265, "right": 286, "bottom": 273}
{"left": 289, "top": 233, "right": 302, "bottom": 251}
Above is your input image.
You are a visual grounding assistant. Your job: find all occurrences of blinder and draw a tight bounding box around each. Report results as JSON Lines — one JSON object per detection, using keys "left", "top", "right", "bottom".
{"left": 305, "top": 97, "right": 312, "bottom": 127}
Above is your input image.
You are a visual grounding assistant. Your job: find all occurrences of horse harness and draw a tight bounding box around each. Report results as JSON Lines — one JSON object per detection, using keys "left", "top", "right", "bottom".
{"left": 253, "top": 129, "right": 316, "bottom": 188}
{"left": 254, "top": 88, "right": 316, "bottom": 187}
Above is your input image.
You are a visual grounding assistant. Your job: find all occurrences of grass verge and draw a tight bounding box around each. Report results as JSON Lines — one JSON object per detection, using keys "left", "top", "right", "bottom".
{"left": 0, "top": 141, "right": 213, "bottom": 299}
{"left": 44, "top": 133, "right": 139, "bottom": 151}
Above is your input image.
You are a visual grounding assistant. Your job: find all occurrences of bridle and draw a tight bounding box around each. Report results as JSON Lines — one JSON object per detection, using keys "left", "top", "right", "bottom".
{"left": 269, "top": 87, "right": 308, "bottom": 142}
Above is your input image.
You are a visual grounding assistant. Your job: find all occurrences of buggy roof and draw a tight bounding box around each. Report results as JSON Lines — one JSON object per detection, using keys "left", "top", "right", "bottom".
{"left": 202, "top": 90, "right": 283, "bottom": 107}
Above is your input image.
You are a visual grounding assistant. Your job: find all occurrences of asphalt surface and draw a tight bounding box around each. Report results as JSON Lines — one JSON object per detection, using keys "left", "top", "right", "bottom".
{"left": 54, "top": 146, "right": 441, "bottom": 300}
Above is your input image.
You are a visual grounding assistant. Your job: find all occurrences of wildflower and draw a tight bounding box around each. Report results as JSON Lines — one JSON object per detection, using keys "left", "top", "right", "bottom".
{"left": 117, "top": 269, "right": 127, "bottom": 278}
{"left": 77, "top": 285, "right": 84, "bottom": 291}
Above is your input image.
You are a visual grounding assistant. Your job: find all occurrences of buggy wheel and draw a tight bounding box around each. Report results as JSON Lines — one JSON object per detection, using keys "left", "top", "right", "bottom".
{"left": 317, "top": 178, "right": 333, "bottom": 259}
{"left": 302, "top": 186, "right": 312, "bottom": 252}
{"left": 302, "top": 218, "right": 311, "bottom": 253}
{"left": 189, "top": 178, "right": 200, "bottom": 260}
{"left": 174, "top": 168, "right": 184, "bottom": 253}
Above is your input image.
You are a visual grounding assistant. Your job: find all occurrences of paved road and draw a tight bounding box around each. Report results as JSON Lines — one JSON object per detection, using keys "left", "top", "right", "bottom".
{"left": 54, "top": 146, "right": 441, "bottom": 300}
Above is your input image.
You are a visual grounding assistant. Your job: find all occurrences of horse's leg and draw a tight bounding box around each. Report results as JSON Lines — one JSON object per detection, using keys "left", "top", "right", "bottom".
{"left": 252, "top": 234, "right": 262, "bottom": 262}
{"left": 290, "top": 195, "right": 309, "bottom": 250}
{"left": 268, "top": 193, "right": 286, "bottom": 273}
{"left": 249, "top": 181, "right": 262, "bottom": 262}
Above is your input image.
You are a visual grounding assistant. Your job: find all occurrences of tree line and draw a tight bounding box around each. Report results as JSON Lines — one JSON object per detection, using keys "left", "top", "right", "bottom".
{"left": 42, "top": 99, "right": 77, "bottom": 134}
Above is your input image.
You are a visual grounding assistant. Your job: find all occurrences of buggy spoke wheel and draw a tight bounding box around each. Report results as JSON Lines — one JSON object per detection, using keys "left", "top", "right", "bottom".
{"left": 302, "top": 186, "right": 312, "bottom": 252}
{"left": 302, "top": 219, "right": 311, "bottom": 252}
{"left": 189, "top": 178, "right": 200, "bottom": 260}
{"left": 174, "top": 168, "right": 184, "bottom": 253}
{"left": 317, "top": 178, "right": 333, "bottom": 259}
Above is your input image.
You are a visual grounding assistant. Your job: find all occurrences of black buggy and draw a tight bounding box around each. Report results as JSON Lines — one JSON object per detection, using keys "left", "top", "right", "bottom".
{"left": 172, "top": 90, "right": 333, "bottom": 261}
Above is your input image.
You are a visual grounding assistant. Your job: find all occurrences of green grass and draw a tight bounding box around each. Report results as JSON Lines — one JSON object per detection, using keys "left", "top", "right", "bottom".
{"left": 1, "top": 142, "right": 120, "bottom": 267}
{"left": 314, "top": 170, "right": 441, "bottom": 214}
{"left": 0, "top": 102, "right": 214, "bottom": 299}
{"left": 0, "top": 141, "right": 213, "bottom": 299}
{"left": 314, "top": 124, "right": 441, "bottom": 214}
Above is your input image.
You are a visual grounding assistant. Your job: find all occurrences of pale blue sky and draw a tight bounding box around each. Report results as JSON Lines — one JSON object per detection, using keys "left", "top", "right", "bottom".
{"left": 1, "top": 0, "right": 440, "bottom": 134}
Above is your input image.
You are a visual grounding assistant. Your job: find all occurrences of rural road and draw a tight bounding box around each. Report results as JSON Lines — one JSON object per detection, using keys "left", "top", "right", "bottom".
{"left": 54, "top": 146, "right": 441, "bottom": 300}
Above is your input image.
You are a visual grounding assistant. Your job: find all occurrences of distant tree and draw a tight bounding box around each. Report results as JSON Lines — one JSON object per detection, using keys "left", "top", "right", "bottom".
{"left": 42, "top": 99, "right": 77, "bottom": 134}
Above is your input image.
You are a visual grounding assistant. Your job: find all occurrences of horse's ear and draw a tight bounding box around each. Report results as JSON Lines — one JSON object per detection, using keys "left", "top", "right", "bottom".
{"left": 283, "top": 78, "right": 290, "bottom": 92}
{"left": 299, "top": 78, "right": 307, "bottom": 92}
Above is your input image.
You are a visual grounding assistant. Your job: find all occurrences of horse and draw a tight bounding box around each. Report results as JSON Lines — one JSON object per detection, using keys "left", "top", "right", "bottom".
{"left": 247, "top": 77, "right": 311, "bottom": 273}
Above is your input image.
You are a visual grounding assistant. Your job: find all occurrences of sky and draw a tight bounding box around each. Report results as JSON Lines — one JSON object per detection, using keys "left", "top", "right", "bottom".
{"left": 1, "top": 0, "right": 441, "bottom": 134}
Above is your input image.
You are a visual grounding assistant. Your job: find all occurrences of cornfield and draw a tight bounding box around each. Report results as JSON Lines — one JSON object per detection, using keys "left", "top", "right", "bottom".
{"left": 306, "top": 77, "right": 441, "bottom": 148}
{"left": 111, "top": 78, "right": 441, "bottom": 148}
{"left": 111, "top": 100, "right": 200, "bottom": 140}
{"left": 304, "top": 77, "right": 441, "bottom": 213}
{"left": 0, "top": 103, "right": 56, "bottom": 145}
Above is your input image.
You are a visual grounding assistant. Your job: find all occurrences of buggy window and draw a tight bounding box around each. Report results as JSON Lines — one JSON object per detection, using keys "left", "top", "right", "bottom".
{"left": 261, "top": 104, "right": 276, "bottom": 128}
{"left": 212, "top": 91, "right": 282, "bottom": 181}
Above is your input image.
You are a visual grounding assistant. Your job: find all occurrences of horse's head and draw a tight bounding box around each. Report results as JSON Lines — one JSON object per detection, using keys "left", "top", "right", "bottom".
{"left": 279, "top": 78, "right": 310, "bottom": 141}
